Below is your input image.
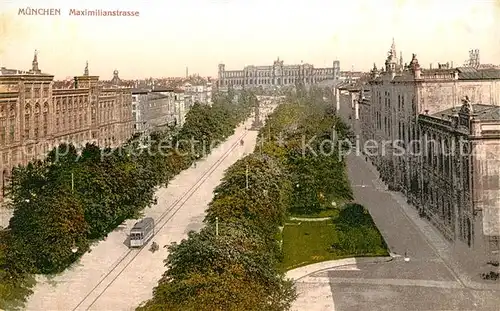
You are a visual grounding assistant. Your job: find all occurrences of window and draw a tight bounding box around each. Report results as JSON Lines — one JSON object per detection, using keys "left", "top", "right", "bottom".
{"left": 0, "top": 120, "right": 5, "bottom": 145}
{"left": 489, "top": 236, "right": 500, "bottom": 252}
{"left": 24, "top": 107, "right": 31, "bottom": 139}
{"left": 9, "top": 121, "right": 14, "bottom": 142}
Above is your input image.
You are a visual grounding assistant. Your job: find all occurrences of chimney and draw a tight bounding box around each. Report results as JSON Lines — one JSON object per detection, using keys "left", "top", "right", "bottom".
{"left": 451, "top": 61, "right": 454, "bottom": 68}
{"left": 429, "top": 63, "right": 433, "bottom": 70}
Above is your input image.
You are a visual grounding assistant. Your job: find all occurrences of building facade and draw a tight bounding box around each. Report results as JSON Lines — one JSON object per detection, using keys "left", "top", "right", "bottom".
{"left": 352, "top": 40, "right": 500, "bottom": 266}
{"left": 131, "top": 88, "right": 187, "bottom": 134}
{"left": 0, "top": 53, "right": 134, "bottom": 200}
{"left": 131, "top": 89, "right": 148, "bottom": 133}
{"left": 183, "top": 82, "right": 212, "bottom": 108}
{"left": 217, "top": 58, "right": 341, "bottom": 89}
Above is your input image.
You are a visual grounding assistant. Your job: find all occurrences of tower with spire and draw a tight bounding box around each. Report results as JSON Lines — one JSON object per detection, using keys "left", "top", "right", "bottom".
{"left": 30, "top": 50, "right": 41, "bottom": 74}
{"left": 370, "top": 63, "right": 380, "bottom": 79}
{"left": 111, "top": 69, "right": 121, "bottom": 86}
{"left": 74, "top": 61, "right": 99, "bottom": 89}
{"left": 399, "top": 52, "right": 404, "bottom": 72}
{"left": 385, "top": 38, "right": 398, "bottom": 73}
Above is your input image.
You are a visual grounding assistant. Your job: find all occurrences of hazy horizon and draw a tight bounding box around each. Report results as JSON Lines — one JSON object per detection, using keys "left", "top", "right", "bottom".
{"left": 1, "top": 0, "right": 499, "bottom": 80}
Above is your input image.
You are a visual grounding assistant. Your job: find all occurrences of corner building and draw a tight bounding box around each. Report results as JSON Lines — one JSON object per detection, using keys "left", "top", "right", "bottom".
{"left": 358, "top": 40, "right": 500, "bottom": 267}
{"left": 0, "top": 53, "right": 134, "bottom": 200}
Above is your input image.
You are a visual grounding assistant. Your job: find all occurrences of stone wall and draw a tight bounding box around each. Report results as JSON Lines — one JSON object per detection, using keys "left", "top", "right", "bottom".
{"left": 418, "top": 80, "right": 500, "bottom": 115}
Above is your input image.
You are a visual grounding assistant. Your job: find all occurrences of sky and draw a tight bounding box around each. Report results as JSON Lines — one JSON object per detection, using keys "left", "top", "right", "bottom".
{"left": 1, "top": 0, "right": 499, "bottom": 80}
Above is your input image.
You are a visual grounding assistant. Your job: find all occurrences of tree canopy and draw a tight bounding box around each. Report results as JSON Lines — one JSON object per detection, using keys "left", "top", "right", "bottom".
{"left": 138, "top": 87, "right": 353, "bottom": 310}
{"left": 0, "top": 90, "right": 252, "bottom": 310}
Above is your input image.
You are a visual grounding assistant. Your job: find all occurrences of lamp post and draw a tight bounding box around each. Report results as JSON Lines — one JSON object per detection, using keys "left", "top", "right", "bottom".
{"left": 215, "top": 217, "right": 219, "bottom": 236}
{"left": 71, "top": 242, "right": 78, "bottom": 254}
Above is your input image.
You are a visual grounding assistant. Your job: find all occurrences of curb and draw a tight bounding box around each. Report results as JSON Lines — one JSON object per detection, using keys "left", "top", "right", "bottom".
{"left": 286, "top": 256, "right": 393, "bottom": 281}
{"left": 357, "top": 156, "right": 500, "bottom": 291}
{"left": 289, "top": 217, "right": 332, "bottom": 221}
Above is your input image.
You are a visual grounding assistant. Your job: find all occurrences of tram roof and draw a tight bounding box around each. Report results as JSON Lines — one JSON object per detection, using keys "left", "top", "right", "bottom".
{"left": 132, "top": 217, "right": 154, "bottom": 230}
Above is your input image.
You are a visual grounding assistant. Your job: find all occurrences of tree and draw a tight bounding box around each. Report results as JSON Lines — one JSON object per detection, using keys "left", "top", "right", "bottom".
{"left": 0, "top": 230, "right": 36, "bottom": 311}
{"left": 138, "top": 224, "right": 296, "bottom": 311}
{"left": 1, "top": 90, "right": 255, "bottom": 307}
{"left": 8, "top": 183, "right": 88, "bottom": 274}
{"left": 205, "top": 154, "right": 290, "bottom": 237}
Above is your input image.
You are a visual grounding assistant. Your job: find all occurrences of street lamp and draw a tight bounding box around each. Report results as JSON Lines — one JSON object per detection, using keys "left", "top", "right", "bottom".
{"left": 215, "top": 217, "right": 219, "bottom": 236}
{"left": 404, "top": 251, "right": 410, "bottom": 262}
{"left": 71, "top": 242, "right": 78, "bottom": 253}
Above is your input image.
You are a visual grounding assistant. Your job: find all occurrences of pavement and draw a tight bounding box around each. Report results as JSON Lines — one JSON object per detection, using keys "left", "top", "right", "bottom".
{"left": 288, "top": 105, "right": 500, "bottom": 311}
{"left": 23, "top": 107, "right": 275, "bottom": 311}
{"left": 0, "top": 202, "right": 12, "bottom": 229}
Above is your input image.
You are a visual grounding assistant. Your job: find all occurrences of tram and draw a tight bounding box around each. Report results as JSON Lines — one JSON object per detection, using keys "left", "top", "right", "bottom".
{"left": 129, "top": 217, "right": 155, "bottom": 248}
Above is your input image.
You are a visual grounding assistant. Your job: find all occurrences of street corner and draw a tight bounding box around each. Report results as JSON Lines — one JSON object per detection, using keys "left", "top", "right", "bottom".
{"left": 286, "top": 257, "right": 393, "bottom": 281}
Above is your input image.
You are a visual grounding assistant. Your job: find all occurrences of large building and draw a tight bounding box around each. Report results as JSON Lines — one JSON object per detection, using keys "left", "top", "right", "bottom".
{"left": 217, "top": 58, "right": 342, "bottom": 89}
{"left": 183, "top": 82, "right": 212, "bottom": 108}
{"left": 0, "top": 52, "right": 134, "bottom": 200}
{"left": 131, "top": 88, "right": 187, "bottom": 135}
{"left": 346, "top": 40, "right": 500, "bottom": 268}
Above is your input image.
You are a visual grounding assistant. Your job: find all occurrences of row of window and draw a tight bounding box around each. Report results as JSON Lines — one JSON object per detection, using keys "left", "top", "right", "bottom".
{"left": 224, "top": 70, "right": 331, "bottom": 78}
{"left": 24, "top": 85, "right": 50, "bottom": 99}
{"left": 222, "top": 77, "right": 318, "bottom": 86}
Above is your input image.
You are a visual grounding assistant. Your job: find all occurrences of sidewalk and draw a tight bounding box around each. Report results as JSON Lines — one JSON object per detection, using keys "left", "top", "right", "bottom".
{"left": 0, "top": 201, "right": 12, "bottom": 229}
{"left": 358, "top": 154, "right": 499, "bottom": 291}
{"left": 286, "top": 256, "right": 393, "bottom": 281}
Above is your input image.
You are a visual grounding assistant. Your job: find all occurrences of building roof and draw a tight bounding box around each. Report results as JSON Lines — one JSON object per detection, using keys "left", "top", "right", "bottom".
{"left": 337, "top": 78, "right": 367, "bottom": 91}
{"left": 433, "top": 104, "right": 500, "bottom": 121}
{"left": 151, "top": 87, "right": 175, "bottom": 92}
{"left": 456, "top": 67, "right": 500, "bottom": 80}
{"left": 0, "top": 67, "right": 27, "bottom": 75}
{"left": 131, "top": 88, "right": 149, "bottom": 94}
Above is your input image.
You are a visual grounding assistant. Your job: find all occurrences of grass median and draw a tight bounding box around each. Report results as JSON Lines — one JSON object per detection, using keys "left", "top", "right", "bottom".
{"left": 280, "top": 203, "right": 389, "bottom": 271}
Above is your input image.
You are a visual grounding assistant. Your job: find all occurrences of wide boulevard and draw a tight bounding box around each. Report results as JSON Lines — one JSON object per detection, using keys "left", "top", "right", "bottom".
{"left": 25, "top": 106, "right": 274, "bottom": 311}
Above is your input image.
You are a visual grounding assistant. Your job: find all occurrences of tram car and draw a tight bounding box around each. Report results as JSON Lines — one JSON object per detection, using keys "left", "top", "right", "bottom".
{"left": 129, "top": 217, "right": 155, "bottom": 248}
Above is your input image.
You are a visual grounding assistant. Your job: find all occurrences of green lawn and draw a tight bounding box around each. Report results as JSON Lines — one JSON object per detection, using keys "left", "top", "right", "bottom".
{"left": 280, "top": 220, "right": 338, "bottom": 271}
{"left": 279, "top": 204, "right": 389, "bottom": 271}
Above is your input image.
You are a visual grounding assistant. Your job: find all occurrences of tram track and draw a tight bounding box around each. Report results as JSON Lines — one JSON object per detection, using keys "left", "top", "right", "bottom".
{"left": 71, "top": 129, "right": 250, "bottom": 311}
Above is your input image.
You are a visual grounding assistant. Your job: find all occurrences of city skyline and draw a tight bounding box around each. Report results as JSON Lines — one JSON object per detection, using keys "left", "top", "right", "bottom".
{"left": 1, "top": 0, "right": 499, "bottom": 79}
